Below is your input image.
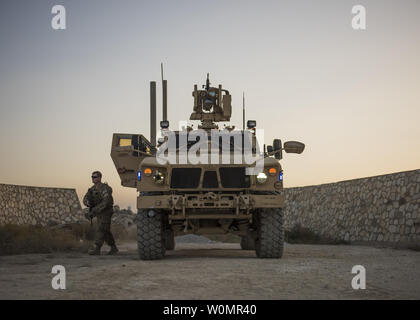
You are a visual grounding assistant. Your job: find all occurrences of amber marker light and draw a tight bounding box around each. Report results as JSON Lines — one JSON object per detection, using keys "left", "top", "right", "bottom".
{"left": 268, "top": 168, "right": 277, "bottom": 176}
{"left": 144, "top": 168, "right": 152, "bottom": 176}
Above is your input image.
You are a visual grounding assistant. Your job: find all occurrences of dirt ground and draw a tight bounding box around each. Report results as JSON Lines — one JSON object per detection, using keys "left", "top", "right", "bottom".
{"left": 0, "top": 241, "right": 419, "bottom": 300}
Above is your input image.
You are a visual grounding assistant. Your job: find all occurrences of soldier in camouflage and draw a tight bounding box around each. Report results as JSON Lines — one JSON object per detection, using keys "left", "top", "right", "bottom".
{"left": 83, "top": 171, "right": 119, "bottom": 255}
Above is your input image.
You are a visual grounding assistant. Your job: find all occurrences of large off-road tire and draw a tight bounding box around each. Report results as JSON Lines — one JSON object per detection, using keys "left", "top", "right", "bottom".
{"left": 136, "top": 210, "right": 166, "bottom": 260}
{"left": 255, "top": 208, "right": 284, "bottom": 258}
{"left": 165, "top": 230, "right": 175, "bottom": 250}
{"left": 240, "top": 236, "right": 255, "bottom": 250}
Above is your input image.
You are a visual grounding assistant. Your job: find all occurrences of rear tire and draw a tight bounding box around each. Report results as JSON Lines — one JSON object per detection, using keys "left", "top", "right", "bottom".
{"left": 136, "top": 210, "right": 166, "bottom": 260}
{"left": 240, "top": 236, "right": 255, "bottom": 250}
{"left": 255, "top": 208, "right": 284, "bottom": 258}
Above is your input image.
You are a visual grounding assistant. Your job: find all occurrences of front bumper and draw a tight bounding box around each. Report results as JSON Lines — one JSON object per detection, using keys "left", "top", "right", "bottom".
{"left": 137, "top": 193, "right": 285, "bottom": 213}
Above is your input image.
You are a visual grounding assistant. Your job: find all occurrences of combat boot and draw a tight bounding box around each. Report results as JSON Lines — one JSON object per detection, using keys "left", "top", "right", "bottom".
{"left": 88, "top": 245, "right": 101, "bottom": 255}
{"left": 107, "top": 244, "right": 119, "bottom": 255}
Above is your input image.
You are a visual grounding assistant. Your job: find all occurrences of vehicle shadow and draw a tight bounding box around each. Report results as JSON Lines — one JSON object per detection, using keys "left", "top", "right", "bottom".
{"left": 165, "top": 247, "right": 257, "bottom": 260}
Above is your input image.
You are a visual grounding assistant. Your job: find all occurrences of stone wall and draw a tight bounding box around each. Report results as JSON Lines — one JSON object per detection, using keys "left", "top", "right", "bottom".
{"left": 1, "top": 169, "right": 419, "bottom": 245}
{"left": 284, "top": 169, "right": 420, "bottom": 245}
{"left": 0, "top": 183, "right": 83, "bottom": 226}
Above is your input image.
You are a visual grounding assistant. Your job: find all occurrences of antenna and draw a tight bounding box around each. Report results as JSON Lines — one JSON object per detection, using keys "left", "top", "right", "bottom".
{"left": 242, "top": 92, "right": 245, "bottom": 130}
{"left": 150, "top": 81, "right": 157, "bottom": 147}
{"left": 161, "top": 63, "right": 167, "bottom": 121}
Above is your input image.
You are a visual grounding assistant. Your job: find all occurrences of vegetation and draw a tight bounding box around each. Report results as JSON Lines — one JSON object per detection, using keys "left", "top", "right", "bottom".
{"left": 0, "top": 222, "right": 136, "bottom": 255}
{"left": 285, "top": 224, "right": 349, "bottom": 245}
{"left": 0, "top": 224, "right": 87, "bottom": 255}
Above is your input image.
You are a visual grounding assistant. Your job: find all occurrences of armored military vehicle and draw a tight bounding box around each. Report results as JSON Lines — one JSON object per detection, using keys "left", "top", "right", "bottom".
{"left": 111, "top": 74, "right": 304, "bottom": 260}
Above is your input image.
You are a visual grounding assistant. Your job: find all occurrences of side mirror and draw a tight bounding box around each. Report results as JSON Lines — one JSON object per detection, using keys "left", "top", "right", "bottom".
{"left": 266, "top": 145, "right": 273, "bottom": 153}
{"left": 284, "top": 141, "right": 305, "bottom": 154}
{"left": 273, "top": 139, "right": 282, "bottom": 160}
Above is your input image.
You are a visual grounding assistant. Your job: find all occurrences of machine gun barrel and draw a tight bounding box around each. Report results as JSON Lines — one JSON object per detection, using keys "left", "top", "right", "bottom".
{"left": 205, "top": 73, "right": 210, "bottom": 91}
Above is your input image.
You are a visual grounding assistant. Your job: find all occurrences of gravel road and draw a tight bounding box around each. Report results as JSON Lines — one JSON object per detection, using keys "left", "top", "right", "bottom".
{"left": 0, "top": 241, "right": 419, "bottom": 299}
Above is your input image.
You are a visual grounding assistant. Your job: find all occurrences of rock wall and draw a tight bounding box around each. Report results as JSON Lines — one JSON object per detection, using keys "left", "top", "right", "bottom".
{"left": 0, "top": 183, "right": 83, "bottom": 226}
{"left": 1, "top": 169, "right": 419, "bottom": 245}
{"left": 284, "top": 169, "right": 420, "bottom": 245}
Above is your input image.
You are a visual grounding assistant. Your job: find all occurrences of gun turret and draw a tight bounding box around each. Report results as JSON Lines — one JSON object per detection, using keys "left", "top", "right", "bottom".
{"left": 190, "top": 74, "right": 232, "bottom": 129}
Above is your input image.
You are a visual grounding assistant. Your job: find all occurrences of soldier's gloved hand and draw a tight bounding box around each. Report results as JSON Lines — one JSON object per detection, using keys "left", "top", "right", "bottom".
{"left": 91, "top": 207, "right": 100, "bottom": 217}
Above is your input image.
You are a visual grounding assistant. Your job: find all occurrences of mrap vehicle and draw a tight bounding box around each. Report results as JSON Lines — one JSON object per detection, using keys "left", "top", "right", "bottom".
{"left": 111, "top": 74, "right": 304, "bottom": 260}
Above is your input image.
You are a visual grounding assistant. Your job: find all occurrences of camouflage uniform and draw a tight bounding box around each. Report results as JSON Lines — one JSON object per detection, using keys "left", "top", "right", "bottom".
{"left": 83, "top": 182, "right": 116, "bottom": 250}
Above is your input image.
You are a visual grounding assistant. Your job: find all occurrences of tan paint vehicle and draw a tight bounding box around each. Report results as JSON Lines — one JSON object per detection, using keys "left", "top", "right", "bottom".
{"left": 111, "top": 74, "right": 304, "bottom": 260}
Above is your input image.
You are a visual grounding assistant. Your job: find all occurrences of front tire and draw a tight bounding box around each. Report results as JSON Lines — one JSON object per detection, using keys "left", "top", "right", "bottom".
{"left": 255, "top": 208, "right": 284, "bottom": 258}
{"left": 136, "top": 210, "right": 166, "bottom": 260}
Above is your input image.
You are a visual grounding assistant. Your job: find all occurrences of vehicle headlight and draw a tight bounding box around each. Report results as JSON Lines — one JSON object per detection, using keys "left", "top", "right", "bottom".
{"left": 256, "top": 172, "right": 267, "bottom": 184}
{"left": 153, "top": 171, "right": 165, "bottom": 184}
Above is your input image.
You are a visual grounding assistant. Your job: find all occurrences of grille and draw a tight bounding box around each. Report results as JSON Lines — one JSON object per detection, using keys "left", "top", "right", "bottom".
{"left": 170, "top": 168, "right": 201, "bottom": 188}
{"left": 202, "top": 171, "right": 218, "bottom": 188}
{"left": 219, "top": 167, "right": 250, "bottom": 188}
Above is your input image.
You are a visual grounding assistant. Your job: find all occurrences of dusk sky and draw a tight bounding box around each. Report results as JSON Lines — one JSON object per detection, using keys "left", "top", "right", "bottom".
{"left": 1, "top": 0, "right": 419, "bottom": 209}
